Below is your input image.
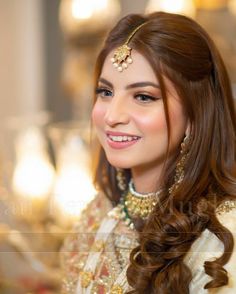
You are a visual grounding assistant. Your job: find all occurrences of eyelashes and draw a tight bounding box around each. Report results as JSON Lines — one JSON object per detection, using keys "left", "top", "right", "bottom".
{"left": 134, "top": 94, "right": 160, "bottom": 102}
{"left": 95, "top": 87, "right": 161, "bottom": 103}
{"left": 95, "top": 87, "right": 113, "bottom": 98}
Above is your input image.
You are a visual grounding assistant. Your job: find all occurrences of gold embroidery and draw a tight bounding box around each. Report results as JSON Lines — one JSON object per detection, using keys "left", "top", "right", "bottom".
{"left": 216, "top": 200, "right": 236, "bottom": 215}
{"left": 80, "top": 270, "right": 93, "bottom": 288}
{"left": 75, "top": 260, "right": 85, "bottom": 270}
{"left": 91, "top": 222, "right": 100, "bottom": 231}
{"left": 62, "top": 276, "right": 78, "bottom": 293}
{"left": 91, "top": 239, "right": 105, "bottom": 252}
{"left": 61, "top": 194, "right": 136, "bottom": 293}
{"left": 110, "top": 284, "right": 124, "bottom": 294}
{"left": 108, "top": 204, "right": 135, "bottom": 230}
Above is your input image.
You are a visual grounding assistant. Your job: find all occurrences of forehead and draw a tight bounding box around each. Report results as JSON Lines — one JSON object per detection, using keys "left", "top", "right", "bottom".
{"left": 99, "top": 49, "right": 179, "bottom": 99}
{"left": 99, "top": 49, "right": 158, "bottom": 85}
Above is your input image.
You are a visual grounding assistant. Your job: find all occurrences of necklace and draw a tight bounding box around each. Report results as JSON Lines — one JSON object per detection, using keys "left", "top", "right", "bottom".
{"left": 125, "top": 180, "right": 162, "bottom": 219}
{"left": 110, "top": 180, "right": 162, "bottom": 230}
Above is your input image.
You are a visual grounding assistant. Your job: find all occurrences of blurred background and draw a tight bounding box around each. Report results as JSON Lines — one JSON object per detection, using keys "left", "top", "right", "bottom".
{"left": 0, "top": 0, "right": 235, "bottom": 293}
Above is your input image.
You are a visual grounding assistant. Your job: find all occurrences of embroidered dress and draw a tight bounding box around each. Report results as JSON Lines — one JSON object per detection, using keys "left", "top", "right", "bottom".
{"left": 61, "top": 194, "right": 236, "bottom": 293}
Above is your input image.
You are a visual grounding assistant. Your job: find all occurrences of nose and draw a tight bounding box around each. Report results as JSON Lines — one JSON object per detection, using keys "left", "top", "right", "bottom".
{"left": 104, "top": 95, "right": 130, "bottom": 127}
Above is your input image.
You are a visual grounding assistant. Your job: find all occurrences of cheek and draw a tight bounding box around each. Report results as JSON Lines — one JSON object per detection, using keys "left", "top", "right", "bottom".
{"left": 133, "top": 110, "right": 167, "bottom": 134}
{"left": 91, "top": 102, "right": 105, "bottom": 127}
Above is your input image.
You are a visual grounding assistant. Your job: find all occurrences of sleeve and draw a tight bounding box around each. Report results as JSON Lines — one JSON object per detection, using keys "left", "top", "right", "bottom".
{"left": 185, "top": 201, "right": 236, "bottom": 294}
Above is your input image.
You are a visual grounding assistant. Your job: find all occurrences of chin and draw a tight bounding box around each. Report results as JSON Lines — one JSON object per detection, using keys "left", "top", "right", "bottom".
{"left": 105, "top": 155, "right": 133, "bottom": 169}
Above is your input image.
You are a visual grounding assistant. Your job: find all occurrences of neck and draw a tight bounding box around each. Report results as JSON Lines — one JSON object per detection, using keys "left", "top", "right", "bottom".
{"left": 131, "top": 163, "right": 163, "bottom": 194}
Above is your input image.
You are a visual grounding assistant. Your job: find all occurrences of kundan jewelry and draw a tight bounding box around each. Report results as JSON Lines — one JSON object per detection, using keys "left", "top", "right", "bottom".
{"left": 111, "top": 22, "right": 147, "bottom": 72}
{"left": 125, "top": 180, "right": 162, "bottom": 219}
{"left": 169, "top": 135, "right": 191, "bottom": 195}
{"left": 110, "top": 179, "right": 162, "bottom": 229}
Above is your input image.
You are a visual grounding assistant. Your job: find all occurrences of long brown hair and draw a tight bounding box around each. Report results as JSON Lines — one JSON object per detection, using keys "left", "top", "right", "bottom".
{"left": 93, "top": 12, "right": 236, "bottom": 293}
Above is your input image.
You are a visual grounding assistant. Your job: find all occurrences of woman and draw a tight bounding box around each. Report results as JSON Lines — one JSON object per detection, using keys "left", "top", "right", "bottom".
{"left": 61, "top": 12, "right": 236, "bottom": 293}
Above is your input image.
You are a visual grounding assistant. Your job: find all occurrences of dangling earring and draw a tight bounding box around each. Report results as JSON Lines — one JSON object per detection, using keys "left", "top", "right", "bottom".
{"left": 169, "top": 135, "right": 191, "bottom": 194}
{"left": 116, "top": 168, "right": 127, "bottom": 191}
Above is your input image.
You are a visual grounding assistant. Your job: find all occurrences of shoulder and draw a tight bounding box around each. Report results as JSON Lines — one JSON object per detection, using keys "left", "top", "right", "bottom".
{"left": 186, "top": 200, "right": 236, "bottom": 293}
{"left": 208, "top": 199, "right": 236, "bottom": 293}
{"left": 216, "top": 199, "right": 236, "bottom": 215}
{"left": 72, "top": 192, "right": 113, "bottom": 233}
{"left": 61, "top": 192, "right": 113, "bottom": 254}
{"left": 216, "top": 199, "right": 236, "bottom": 233}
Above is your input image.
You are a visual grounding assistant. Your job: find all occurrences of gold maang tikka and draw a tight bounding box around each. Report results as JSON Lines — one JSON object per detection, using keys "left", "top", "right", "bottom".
{"left": 111, "top": 22, "right": 147, "bottom": 72}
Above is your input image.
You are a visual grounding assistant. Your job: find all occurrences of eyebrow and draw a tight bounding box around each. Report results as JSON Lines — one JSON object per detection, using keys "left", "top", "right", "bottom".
{"left": 98, "top": 77, "right": 160, "bottom": 89}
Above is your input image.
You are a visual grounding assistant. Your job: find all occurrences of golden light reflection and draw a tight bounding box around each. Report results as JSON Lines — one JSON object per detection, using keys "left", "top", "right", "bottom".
{"left": 146, "top": 0, "right": 195, "bottom": 17}
{"left": 59, "top": 0, "right": 120, "bottom": 36}
{"left": 194, "top": 0, "right": 228, "bottom": 9}
{"left": 71, "top": 0, "right": 109, "bottom": 20}
{"left": 13, "top": 155, "right": 55, "bottom": 199}
{"left": 47, "top": 127, "right": 97, "bottom": 225}
{"left": 72, "top": 0, "right": 93, "bottom": 19}
{"left": 228, "top": 0, "right": 236, "bottom": 14}
{"left": 53, "top": 164, "right": 96, "bottom": 219}
{"left": 12, "top": 128, "right": 55, "bottom": 200}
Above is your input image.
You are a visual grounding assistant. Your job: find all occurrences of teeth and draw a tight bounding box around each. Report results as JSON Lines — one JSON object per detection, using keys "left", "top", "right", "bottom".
{"left": 109, "top": 135, "right": 139, "bottom": 142}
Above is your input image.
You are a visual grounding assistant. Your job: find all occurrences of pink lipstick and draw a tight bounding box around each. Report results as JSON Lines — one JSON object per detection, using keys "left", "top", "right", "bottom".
{"left": 106, "top": 131, "right": 141, "bottom": 150}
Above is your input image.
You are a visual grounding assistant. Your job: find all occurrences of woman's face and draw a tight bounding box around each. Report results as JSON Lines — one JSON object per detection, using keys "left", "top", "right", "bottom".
{"left": 92, "top": 50, "right": 188, "bottom": 171}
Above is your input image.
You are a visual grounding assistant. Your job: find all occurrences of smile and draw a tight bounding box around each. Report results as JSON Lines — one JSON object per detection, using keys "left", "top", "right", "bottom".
{"left": 108, "top": 135, "right": 139, "bottom": 142}
{"left": 106, "top": 133, "right": 141, "bottom": 150}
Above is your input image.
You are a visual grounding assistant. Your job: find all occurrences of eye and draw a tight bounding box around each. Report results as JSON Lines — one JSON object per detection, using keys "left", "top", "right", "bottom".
{"left": 134, "top": 93, "right": 159, "bottom": 103}
{"left": 95, "top": 87, "right": 113, "bottom": 98}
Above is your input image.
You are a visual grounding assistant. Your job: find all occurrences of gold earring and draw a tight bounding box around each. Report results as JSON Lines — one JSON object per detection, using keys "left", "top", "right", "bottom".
{"left": 169, "top": 135, "right": 191, "bottom": 194}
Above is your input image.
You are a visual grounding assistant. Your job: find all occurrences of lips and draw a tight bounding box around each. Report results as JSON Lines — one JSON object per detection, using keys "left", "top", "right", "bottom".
{"left": 105, "top": 131, "right": 141, "bottom": 149}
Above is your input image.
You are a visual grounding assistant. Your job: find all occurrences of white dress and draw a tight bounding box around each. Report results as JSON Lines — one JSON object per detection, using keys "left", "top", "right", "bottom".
{"left": 61, "top": 194, "right": 236, "bottom": 293}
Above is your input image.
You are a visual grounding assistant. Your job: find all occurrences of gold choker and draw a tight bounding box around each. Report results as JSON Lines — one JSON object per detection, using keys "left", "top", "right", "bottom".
{"left": 110, "top": 180, "right": 162, "bottom": 230}
{"left": 124, "top": 180, "right": 162, "bottom": 219}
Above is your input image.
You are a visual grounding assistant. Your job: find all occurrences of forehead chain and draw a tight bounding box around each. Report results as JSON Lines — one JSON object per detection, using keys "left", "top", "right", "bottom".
{"left": 110, "top": 21, "right": 147, "bottom": 72}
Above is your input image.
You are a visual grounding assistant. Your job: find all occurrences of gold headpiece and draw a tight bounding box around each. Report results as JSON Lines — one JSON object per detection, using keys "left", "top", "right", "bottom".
{"left": 111, "top": 22, "right": 147, "bottom": 72}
